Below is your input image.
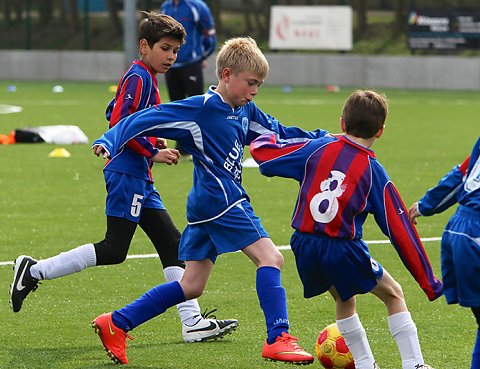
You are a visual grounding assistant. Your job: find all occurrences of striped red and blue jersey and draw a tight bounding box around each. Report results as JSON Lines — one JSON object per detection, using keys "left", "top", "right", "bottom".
{"left": 104, "top": 60, "right": 160, "bottom": 181}
{"left": 418, "top": 136, "right": 480, "bottom": 215}
{"left": 250, "top": 134, "right": 443, "bottom": 301}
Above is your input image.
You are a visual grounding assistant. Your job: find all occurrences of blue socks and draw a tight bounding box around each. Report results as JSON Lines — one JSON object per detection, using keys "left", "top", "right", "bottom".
{"left": 472, "top": 328, "right": 480, "bottom": 369}
{"left": 112, "top": 281, "right": 186, "bottom": 332}
{"left": 256, "top": 266, "right": 289, "bottom": 344}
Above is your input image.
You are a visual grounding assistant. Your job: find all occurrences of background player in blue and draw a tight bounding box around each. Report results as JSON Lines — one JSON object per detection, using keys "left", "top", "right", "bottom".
{"left": 250, "top": 90, "right": 442, "bottom": 369}
{"left": 161, "top": 0, "right": 216, "bottom": 156}
{"left": 91, "top": 37, "right": 328, "bottom": 365}
{"left": 9, "top": 12, "right": 237, "bottom": 352}
{"left": 409, "top": 136, "right": 480, "bottom": 369}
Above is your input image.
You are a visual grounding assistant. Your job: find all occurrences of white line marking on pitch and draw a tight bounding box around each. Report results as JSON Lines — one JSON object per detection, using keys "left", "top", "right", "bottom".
{"left": 0, "top": 237, "right": 442, "bottom": 266}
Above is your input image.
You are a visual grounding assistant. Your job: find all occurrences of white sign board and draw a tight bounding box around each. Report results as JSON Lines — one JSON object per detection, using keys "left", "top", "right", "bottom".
{"left": 269, "top": 6, "right": 353, "bottom": 50}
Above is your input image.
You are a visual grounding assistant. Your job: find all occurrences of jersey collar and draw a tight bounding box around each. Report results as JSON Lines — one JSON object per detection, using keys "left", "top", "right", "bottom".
{"left": 339, "top": 135, "right": 376, "bottom": 158}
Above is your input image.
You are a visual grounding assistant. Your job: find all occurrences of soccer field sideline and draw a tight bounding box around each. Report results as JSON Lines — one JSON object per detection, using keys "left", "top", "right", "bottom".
{"left": 0, "top": 237, "right": 441, "bottom": 266}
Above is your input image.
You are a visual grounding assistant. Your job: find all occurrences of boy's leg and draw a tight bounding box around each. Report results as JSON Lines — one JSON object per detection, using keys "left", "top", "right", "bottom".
{"left": 92, "top": 260, "right": 211, "bottom": 364}
{"left": 330, "top": 288, "right": 376, "bottom": 369}
{"left": 242, "top": 237, "right": 314, "bottom": 364}
{"left": 371, "top": 271, "right": 424, "bottom": 369}
{"left": 34, "top": 215, "right": 135, "bottom": 279}
{"left": 10, "top": 216, "right": 135, "bottom": 313}
{"left": 139, "top": 208, "right": 238, "bottom": 342}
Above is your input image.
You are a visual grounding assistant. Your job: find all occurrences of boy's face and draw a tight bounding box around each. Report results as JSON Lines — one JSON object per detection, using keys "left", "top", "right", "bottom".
{"left": 220, "top": 69, "right": 264, "bottom": 108}
{"left": 140, "top": 36, "right": 181, "bottom": 75}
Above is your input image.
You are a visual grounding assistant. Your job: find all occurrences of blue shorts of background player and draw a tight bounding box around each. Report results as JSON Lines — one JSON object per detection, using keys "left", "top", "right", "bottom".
{"left": 441, "top": 206, "right": 480, "bottom": 307}
{"left": 290, "top": 231, "right": 383, "bottom": 301}
{"left": 104, "top": 171, "right": 165, "bottom": 222}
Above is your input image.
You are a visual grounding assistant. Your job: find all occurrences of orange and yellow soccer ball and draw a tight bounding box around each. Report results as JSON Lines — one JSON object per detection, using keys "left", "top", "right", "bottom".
{"left": 315, "top": 323, "right": 355, "bottom": 369}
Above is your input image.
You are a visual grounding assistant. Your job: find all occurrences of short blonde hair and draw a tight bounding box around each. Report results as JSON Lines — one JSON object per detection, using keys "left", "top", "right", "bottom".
{"left": 342, "top": 90, "right": 388, "bottom": 139}
{"left": 216, "top": 37, "right": 269, "bottom": 80}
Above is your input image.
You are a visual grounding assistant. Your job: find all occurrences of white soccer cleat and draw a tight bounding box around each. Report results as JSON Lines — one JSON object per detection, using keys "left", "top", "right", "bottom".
{"left": 182, "top": 309, "right": 238, "bottom": 343}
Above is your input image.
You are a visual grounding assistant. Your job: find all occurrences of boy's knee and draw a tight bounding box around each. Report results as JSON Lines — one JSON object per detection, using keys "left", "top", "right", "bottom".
{"left": 180, "top": 282, "right": 204, "bottom": 300}
{"left": 391, "top": 281, "right": 404, "bottom": 299}
{"left": 94, "top": 240, "right": 128, "bottom": 265}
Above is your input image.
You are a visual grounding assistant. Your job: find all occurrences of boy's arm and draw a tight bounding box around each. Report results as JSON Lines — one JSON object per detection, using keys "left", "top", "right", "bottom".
{"left": 250, "top": 133, "right": 311, "bottom": 181}
{"left": 371, "top": 177, "right": 443, "bottom": 301}
{"left": 109, "top": 74, "right": 159, "bottom": 160}
{"left": 410, "top": 156, "right": 470, "bottom": 222}
{"left": 93, "top": 101, "right": 198, "bottom": 159}
{"left": 247, "top": 106, "right": 329, "bottom": 145}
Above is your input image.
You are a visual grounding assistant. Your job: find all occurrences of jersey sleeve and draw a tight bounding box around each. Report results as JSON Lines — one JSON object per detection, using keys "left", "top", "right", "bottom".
{"left": 198, "top": 1, "right": 216, "bottom": 59}
{"left": 110, "top": 74, "right": 159, "bottom": 159}
{"left": 246, "top": 104, "right": 329, "bottom": 144}
{"left": 417, "top": 156, "right": 470, "bottom": 216}
{"left": 370, "top": 173, "right": 443, "bottom": 301}
{"left": 250, "top": 133, "right": 310, "bottom": 181}
{"left": 93, "top": 101, "right": 199, "bottom": 158}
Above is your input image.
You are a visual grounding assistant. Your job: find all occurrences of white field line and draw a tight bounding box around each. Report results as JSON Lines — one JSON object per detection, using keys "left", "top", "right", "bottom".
{"left": 0, "top": 237, "right": 441, "bottom": 266}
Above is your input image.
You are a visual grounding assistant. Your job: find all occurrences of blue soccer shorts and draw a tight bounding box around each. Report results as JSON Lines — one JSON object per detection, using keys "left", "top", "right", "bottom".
{"left": 290, "top": 231, "right": 383, "bottom": 301}
{"left": 104, "top": 170, "right": 165, "bottom": 223}
{"left": 179, "top": 200, "right": 269, "bottom": 262}
{"left": 441, "top": 206, "right": 480, "bottom": 307}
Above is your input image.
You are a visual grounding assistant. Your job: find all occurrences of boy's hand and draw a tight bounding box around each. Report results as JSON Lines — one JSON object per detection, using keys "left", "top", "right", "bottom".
{"left": 408, "top": 202, "right": 421, "bottom": 225}
{"left": 93, "top": 144, "right": 109, "bottom": 159}
{"left": 155, "top": 138, "right": 168, "bottom": 149}
{"left": 151, "top": 148, "right": 180, "bottom": 165}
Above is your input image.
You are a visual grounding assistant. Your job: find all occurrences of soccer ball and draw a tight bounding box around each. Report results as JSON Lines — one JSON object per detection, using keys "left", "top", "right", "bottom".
{"left": 315, "top": 323, "right": 355, "bottom": 369}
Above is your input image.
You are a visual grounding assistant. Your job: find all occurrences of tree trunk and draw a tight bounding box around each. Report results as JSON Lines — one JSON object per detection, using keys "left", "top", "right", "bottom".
{"left": 3, "top": 0, "right": 12, "bottom": 26}
{"left": 69, "top": 0, "right": 79, "bottom": 31}
{"left": 39, "top": 0, "right": 54, "bottom": 25}
{"left": 106, "top": 0, "right": 122, "bottom": 34}
{"left": 355, "top": 0, "right": 367, "bottom": 39}
{"left": 394, "top": 0, "right": 407, "bottom": 37}
{"left": 241, "top": 0, "right": 254, "bottom": 35}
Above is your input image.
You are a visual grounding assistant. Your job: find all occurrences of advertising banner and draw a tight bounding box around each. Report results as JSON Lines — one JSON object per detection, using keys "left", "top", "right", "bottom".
{"left": 407, "top": 9, "right": 480, "bottom": 50}
{"left": 269, "top": 6, "right": 352, "bottom": 50}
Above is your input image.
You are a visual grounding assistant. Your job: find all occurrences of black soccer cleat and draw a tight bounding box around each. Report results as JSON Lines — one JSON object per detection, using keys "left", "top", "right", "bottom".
{"left": 9, "top": 255, "right": 39, "bottom": 312}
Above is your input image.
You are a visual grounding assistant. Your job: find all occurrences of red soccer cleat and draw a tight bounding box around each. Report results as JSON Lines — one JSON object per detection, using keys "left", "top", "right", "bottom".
{"left": 262, "top": 331, "right": 314, "bottom": 365}
{"left": 92, "top": 313, "right": 133, "bottom": 365}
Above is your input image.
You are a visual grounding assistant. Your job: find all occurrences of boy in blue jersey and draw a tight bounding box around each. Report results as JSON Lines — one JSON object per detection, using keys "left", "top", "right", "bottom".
{"left": 250, "top": 90, "right": 442, "bottom": 369}
{"left": 10, "top": 12, "right": 237, "bottom": 351}
{"left": 409, "top": 136, "right": 480, "bottom": 369}
{"left": 91, "top": 37, "right": 328, "bottom": 365}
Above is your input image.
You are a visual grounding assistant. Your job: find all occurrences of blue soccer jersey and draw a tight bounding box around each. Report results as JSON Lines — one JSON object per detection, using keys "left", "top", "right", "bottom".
{"left": 417, "top": 137, "right": 480, "bottom": 215}
{"left": 250, "top": 133, "right": 443, "bottom": 301}
{"left": 415, "top": 136, "right": 480, "bottom": 307}
{"left": 104, "top": 60, "right": 161, "bottom": 181}
{"left": 161, "top": 0, "right": 216, "bottom": 68}
{"left": 94, "top": 86, "right": 328, "bottom": 224}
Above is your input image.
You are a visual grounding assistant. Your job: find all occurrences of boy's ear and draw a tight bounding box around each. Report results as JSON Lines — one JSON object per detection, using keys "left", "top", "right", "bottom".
{"left": 340, "top": 117, "right": 347, "bottom": 133}
{"left": 139, "top": 38, "right": 149, "bottom": 55}
{"left": 222, "top": 68, "right": 232, "bottom": 82}
{"left": 375, "top": 124, "right": 385, "bottom": 139}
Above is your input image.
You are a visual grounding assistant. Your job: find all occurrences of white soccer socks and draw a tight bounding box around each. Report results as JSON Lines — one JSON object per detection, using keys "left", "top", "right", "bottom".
{"left": 30, "top": 243, "right": 97, "bottom": 280}
{"left": 388, "top": 311, "right": 424, "bottom": 369}
{"left": 163, "top": 266, "right": 201, "bottom": 326}
{"left": 337, "top": 313, "right": 375, "bottom": 369}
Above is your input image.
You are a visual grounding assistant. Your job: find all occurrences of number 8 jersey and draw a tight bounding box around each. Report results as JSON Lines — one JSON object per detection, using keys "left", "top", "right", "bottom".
{"left": 250, "top": 133, "right": 443, "bottom": 301}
